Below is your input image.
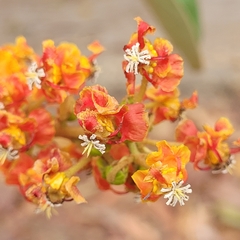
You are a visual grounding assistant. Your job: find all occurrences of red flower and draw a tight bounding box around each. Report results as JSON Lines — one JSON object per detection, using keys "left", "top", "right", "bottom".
{"left": 75, "top": 85, "right": 148, "bottom": 143}
{"left": 123, "top": 17, "right": 183, "bottom": 94}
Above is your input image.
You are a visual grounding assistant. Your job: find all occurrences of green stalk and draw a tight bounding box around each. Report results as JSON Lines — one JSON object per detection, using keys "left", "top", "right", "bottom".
{"left": 134, "top": 77, "right": 148, "bottom": 103}
{"left": 64, "top": 157, "right": 91, "bottom": 178}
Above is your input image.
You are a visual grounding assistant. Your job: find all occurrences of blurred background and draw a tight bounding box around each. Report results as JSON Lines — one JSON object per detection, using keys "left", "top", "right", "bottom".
{"left": 1, "top": 0, "right": 240, "bottom": 239}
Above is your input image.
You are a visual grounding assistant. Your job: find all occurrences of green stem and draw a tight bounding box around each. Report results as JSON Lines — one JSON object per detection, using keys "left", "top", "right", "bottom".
{"left": 127, "top": 142, "right": 148, "bottom": 168}
{"left": 134, "top": 77, "right": 148, "bottom": 103}
{"left": 142, "top": 138, "right": 158, "bottom": 146}
{"left": 127, "top": 142, "right": 140, "bottom": 155}
{"left": 137, "top": 142, "right": 152, "bottom": 154}
{"left": 64, "top": 157, "right": 91, "bottom": 177}
{"left": 144, "top": 102, "right": 157, "bottom": 109}
{"left": 133, "top": 153, "right": 149, "bottom": 168}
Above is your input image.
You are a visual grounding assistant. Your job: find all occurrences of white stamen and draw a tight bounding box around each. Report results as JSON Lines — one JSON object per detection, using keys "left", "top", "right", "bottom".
{"left": 78, "top": 134, "right": 106, "bottom": 156}
{"left": 134, "top": 193, "right": 142, "bottom": 203}
{"left": 35, "top": 196, "right": 62, "bottom": 218}
{"left": 0, "top": 102, "right": 4, "bottom": 110}
{"left": 26, "top": 62, "right": 45, "bottom": 90}
{"left": 124, "top": 42, "right": 151, "bottom": 75}
{"left": 0, "top": 145, "right": 19, "bottom": 165}
{"left": 212, "top": 155, "right": 236, "bottom": 174}
{"left": 88, "top": 59, "right": 101, "bottom": 83}
{"left": 161, "top": 180, "right": 192, "bottom": 207}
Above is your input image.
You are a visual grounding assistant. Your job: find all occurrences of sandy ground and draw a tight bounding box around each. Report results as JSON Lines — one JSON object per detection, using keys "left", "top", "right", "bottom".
{"left": 1, "top": 0, "right": 240, "bottom": 239}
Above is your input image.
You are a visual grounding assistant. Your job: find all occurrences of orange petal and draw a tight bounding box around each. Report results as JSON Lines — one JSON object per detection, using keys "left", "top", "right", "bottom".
{"left": 87, "top": 41, "right": 105, "bottom": 55}
{"left": 181, "top": 91, "right": 198, "bottom": 109}
{"left": 65, "top": 176, "right": 87, "bottom": 204}
{"left": 215, "top": 117, "right": 234, "bottom": 139}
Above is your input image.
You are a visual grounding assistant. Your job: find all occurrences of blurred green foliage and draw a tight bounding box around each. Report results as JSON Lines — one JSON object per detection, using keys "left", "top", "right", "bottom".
{"left": 144, "top": 0, "right": 201, "bottom": 69}
{"left": 214, "top": 203, "right": 240, "bottom": 230}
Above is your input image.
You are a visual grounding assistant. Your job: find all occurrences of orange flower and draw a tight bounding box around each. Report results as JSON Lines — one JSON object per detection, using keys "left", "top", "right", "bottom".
{"left": 18, "top": 148, "right": 86, "bottom": 217}
{"left": 0, "top": 110, "right": 35, "bottom": 160}
{"left": 0, "top": 74, "right": 30, "bottom": 114}
{"left": 0, "top": 107, "right": 55, "bottom": 165}
{"left": 1, "top": 36, "right": 37, "bottom": 64}
{"left": 41, "top": 40, "right": 104, "bottom": 103}
{"left": 0, "top": 37, "right": 37, "bottom": 77}
{"left": 132, "top": 141, "right": 191, "bottom": 206}
{"left": 146, "top": 87, "right": 180, "bottom": 124}
{"left": 145, "top": 88, "right": 198, "bottom": 124}
{"left": 176, "top": 118, "right": 238, "bottom": 173}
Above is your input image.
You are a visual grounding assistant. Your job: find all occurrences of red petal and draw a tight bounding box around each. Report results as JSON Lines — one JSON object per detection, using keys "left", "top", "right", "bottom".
{"left": 134, "top": 17, "right": 155, "bottom": 49}
{"left": 116, "top": 103, "right": 148, "bottom": 142}
{"left": 175, "top": 119, "right": 198, "bottom": 142}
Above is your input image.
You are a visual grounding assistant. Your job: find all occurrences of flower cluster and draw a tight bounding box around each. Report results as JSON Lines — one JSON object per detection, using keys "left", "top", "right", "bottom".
{"left": 0, "top": 17, "right": 239, "bottom": 217}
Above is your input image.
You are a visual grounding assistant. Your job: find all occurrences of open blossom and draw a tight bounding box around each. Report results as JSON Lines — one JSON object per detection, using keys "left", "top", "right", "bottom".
{"left": 75, "top": 85, "right": 148, "bottom": 143}
{"left": 123, "top": 17, "right": 183, "bottom": 95}
{"left": 41, "top": 40, "right": 104, "bottom": 103}
{"left": 17, "top": 148, "right": 86, "bottom": 217}
{"left": 175, "top": 117, "right": 240, "bottom": 172}
{"left": 132, "top": 140, "right": 191, "bottom": 205}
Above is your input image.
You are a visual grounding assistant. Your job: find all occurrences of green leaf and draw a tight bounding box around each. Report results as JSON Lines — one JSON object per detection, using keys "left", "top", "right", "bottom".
{"left": 177, "top": 0, "right": 200, "bottom": 40}
{"left": 143, "top": 0, "right": 201, "bottom": 69}
{"left": 214, "top": 203, "right": 240, "bottom": 229}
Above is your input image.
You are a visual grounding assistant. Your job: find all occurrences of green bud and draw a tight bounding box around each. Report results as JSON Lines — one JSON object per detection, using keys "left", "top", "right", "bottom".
{"left": 105, "top": 166, "right": 128, "bottom": 185}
